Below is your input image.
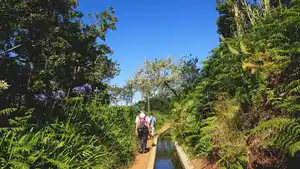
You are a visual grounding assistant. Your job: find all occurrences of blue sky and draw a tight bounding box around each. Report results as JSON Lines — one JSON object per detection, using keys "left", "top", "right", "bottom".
{"left": 78, "top": 0, "right": 219, "bottom": 103}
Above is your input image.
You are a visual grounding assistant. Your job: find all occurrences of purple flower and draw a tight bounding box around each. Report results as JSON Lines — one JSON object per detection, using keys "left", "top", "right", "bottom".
{"left": 72, "top": 86, "right": 86, "bottom": 95}
{"left": 34, "top": 94, "right": 48, "bottom": 102}
{"left": 72, "top": 84, "right": 93, "bottom": 95}
{"left": 57, "top": 90, "right": 65, "bottom": 97}
{"left": 82, "top": 83, "right": 92, "bottom": 93}
{"left": 79, "top": 86, "right": 86, "bottom": 93}
{"left": 72, "top": 86, "right": 81, "bottom": 94}
{"left": 52, "top": 90, "right": 65, "bottom": 100}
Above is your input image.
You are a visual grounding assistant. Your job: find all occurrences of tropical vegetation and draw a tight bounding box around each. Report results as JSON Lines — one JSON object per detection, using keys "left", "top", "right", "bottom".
{"left": 172, "top": 0, "right": 300, "bottom": 168}
{"left": 1, "top": 0, "right": 300, "bottom": 169}
{"left": 0, "top": 0, "right": 138, "bottom": 168}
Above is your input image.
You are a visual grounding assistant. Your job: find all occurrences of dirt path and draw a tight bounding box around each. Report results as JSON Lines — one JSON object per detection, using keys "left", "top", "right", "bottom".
{"left": 130, "top": 124, "right": 170, "bottom": 169}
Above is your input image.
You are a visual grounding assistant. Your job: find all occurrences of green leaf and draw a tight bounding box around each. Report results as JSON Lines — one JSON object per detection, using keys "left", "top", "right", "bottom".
{"left": 228, "top": 44, "right": 240, "bottom": 55}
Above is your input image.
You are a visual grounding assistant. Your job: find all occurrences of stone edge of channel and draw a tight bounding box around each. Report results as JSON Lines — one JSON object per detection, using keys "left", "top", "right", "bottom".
{"left": 174, "top": 142, "right": 194, "bottom": 169}
{"left": 147, "top": 136, "right": 158, "bottom": 169}
{"left": 147, "top": 125, "right": 170, "bottom": 169}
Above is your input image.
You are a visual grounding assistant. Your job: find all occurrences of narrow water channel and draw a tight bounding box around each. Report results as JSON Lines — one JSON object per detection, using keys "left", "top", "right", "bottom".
{"left": 154, "top": 133, "right": 183, "bottom": 169}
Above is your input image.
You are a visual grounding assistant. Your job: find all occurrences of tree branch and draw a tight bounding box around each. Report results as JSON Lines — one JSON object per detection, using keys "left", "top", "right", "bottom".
{"left": 164, "top": 81, "right": 181, "bottom": 99}
{"left": 0, "top": 44, "right": 22, "bottom": 58}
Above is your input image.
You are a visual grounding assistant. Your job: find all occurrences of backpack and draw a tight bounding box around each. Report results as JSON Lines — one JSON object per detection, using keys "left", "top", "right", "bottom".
{"left": 137, "top": 116, "right": 148, "bottom": 137}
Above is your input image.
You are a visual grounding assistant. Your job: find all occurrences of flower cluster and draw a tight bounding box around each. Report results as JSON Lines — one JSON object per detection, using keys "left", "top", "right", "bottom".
{"left": 72, "top": 83, "right": 92, "bottom": 95}
{"left": 34, "top": 83, "right": 93, "bottom": 103}
{"left": 34, "top": 91, "right": 65, "bottom": 103}
{"left": 52, "top": 90, "right": 65, "bottom": 100}
{"left": 34, "top": 94, "right": 48, "bottom": 103}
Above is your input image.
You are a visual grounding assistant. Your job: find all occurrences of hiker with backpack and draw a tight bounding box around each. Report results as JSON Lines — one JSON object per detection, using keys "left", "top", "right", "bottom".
{"left": 148, "top": 115, "right": 156, "bottom": 139}
{"left": 135, "top": 111, "right": 151, "bottom": 153}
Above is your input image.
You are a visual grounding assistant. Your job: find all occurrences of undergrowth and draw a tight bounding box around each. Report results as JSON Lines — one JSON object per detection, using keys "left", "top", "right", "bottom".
{"left": 0, "top": 97, "right": 138, "bottom": 169}
{"left": 171, "top": 1, "right": 300, "bottom": 169}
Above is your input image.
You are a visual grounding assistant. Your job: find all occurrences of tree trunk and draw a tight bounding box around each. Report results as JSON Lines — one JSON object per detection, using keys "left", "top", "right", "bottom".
{"left": 147, "top": 95, "right": 150, "bottom": 113}
{"left": 164, "top": 82, "right": 181, "bottom": 99}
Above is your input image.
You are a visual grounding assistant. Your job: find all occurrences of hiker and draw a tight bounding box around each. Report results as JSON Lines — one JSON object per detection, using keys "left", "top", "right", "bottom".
{"left": 135, "top": 111, "right": 151, "bottom": 153}
{"left": 148, "top": 115, "right": 156, "bottom": 139}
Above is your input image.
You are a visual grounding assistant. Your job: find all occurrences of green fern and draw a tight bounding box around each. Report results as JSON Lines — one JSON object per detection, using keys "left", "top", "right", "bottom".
{"left": 0, "top": 108, "right": 17, "bottom": 116}
{"left": 286, "top": 79, "right": 300, "bottom": 95}
{"left": 252, "top": 118, "right": 300, "bottom": 157}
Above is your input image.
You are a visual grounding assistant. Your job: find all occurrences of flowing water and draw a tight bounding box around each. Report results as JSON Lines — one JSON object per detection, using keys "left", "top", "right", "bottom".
{"left": 154, "top": 133, "right": 183, "bottom": 169}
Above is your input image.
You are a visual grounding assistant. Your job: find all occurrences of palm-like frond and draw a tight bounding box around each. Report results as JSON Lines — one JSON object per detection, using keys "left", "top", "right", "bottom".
{"left": 252, "top": 118, "right": 300, "bottom": 157}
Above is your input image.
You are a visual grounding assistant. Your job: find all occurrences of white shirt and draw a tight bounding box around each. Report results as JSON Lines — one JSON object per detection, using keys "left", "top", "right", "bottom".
{"left": 135, "top": 115, "right": 150, "bottom": 124}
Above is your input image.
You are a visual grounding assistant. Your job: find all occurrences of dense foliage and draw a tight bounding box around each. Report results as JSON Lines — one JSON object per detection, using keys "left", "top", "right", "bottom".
{"left": 3, "top": 0, "right": 300, "bottom": 168}
{"left": 135, "top": 95, "right": 172, "bottom": 114}
{"left": 0, "top": 1, "right": 141, "bottom": 168}
{"left": 0, "top": 95, "right": 138, "bottom": 168}
{"left": 130, "top": 56, "right": 201, "bottom": 113}
{"left": 172, "top": 0, "right": 300, "bottom": 168}
{"left": 0, "top": 0, "right": 118, "bottom": 124}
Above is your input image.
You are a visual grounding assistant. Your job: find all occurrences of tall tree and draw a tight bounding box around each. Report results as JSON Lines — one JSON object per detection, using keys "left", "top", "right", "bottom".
{"left": 177, "top": 55, "right": 201, "bottom": 94}
{"left": 217, "top": 0, "right": 237, "bottom": 38}
{"left": 0, "top": 0, "right": 119, "bottom": 125}
{"left": 0, "top": 0, "right": 118, "bottom": 113}
{"left": 129, "top": 75, "right": 152, "bottom": 112}
{"left": 136, "top": 57, "right": 180, "bottom": 99}
{"left": 121, "top": 82, "right": 135, "bottom": 105}
{"left": 108, "top": 85, "right": 122, "bottom": 106}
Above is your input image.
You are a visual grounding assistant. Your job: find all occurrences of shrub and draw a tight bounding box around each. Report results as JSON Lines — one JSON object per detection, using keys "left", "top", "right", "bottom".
{"left": 0, "top": 97, "right": 138, "bottom": 168}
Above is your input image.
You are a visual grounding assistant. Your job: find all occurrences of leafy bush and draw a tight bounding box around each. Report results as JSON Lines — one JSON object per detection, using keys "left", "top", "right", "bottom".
{"left": 177, "top": 99, "right": 247, "bottom": 169}
{"left": 0, "top": 97, "right": 138, "bottom": 169}
{"left": 171, "top": 1, "right": 300, "bottom": 169}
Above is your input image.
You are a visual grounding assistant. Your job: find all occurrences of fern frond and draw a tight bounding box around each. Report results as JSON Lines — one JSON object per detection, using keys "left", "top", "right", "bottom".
{"left": 285, "top": 79, "right": 300, "bottom": 95}
{"left": 0, "top": 108, "right": 17, "bottom": 115}
{"left": 228, "top": 44, "right": 240, "bottom": 56}
{"left": 252, "top": 118, "right": 291, "bottom": 132}
{"left": 44, "top": 157, "right": 70, "bottom": 169}
{"left": 252, "top": 118, "right": 300, "bottom": 157}
{"left": 289, "top": 141, "right": 300, "bottom": 157}
{"left": 6, "top": 160, "right": 30, "bottom": 169}
{"left": 240, "top": 41, "right": 249, "bottom": 55}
